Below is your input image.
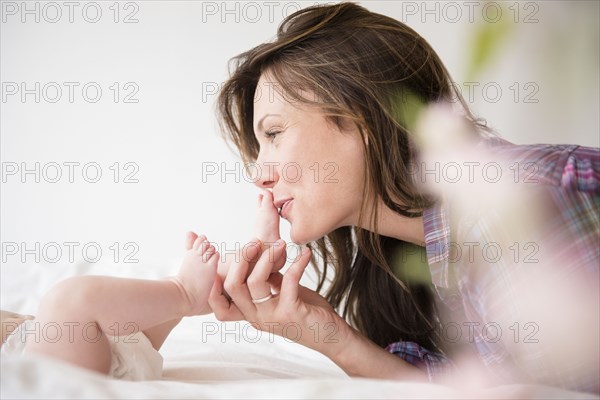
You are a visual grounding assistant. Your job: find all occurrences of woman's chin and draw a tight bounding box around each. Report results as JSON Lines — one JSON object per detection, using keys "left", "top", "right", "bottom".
{"left": 290, "top": 226, "right": 324, "bottom": 246}
{"left": 289, "top": 226, "right": 307, "bottom": 246}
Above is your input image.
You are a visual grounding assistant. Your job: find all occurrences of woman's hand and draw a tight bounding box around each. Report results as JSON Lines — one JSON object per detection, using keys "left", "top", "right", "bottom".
{"left": 208, "top": 238, "right": 351, "bottom": 357}
{"left": 208, "top": 238, "right": 428, "bottom": 381}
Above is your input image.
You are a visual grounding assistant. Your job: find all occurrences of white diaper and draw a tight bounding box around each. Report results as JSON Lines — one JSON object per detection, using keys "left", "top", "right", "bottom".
{"left": 1, "top": 319, "right": 163, "bottom": 380}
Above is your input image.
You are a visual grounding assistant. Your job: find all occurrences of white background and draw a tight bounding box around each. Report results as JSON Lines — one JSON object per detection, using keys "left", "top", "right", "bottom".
{"left": 1, "top": 1, "right": 599, "bottom": 303}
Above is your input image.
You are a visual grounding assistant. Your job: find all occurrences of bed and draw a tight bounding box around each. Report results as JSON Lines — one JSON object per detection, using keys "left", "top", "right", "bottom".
{"left": 1, "top": 258, "right": 597, "bottom": 399}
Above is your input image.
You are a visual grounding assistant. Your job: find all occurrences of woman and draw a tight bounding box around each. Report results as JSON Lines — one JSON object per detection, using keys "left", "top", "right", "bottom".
{"left": 208, "top": 2, "right": 599, "bottom": 393}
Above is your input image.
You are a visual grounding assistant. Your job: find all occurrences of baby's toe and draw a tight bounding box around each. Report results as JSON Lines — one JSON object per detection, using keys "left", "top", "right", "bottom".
{"left": 185, "top": 231, "right": 199, "bottom": 250}
{"left": 192, "top": 234, "right": 208, "bottom": 251}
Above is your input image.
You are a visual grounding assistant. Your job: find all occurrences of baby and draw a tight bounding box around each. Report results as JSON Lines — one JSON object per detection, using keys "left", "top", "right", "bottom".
{"left": 1, "top": 191, "right": 283, "bottom": 380}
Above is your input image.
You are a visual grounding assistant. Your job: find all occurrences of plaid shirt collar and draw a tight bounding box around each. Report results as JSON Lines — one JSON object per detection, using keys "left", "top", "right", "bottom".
{"left": 423, "top": 202, "right": 451, "bottom": 289}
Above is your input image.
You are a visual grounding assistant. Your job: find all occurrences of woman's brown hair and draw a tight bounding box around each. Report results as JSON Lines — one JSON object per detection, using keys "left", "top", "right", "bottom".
{"left": 217, "top": 2, "right": 489, "bottom": 352}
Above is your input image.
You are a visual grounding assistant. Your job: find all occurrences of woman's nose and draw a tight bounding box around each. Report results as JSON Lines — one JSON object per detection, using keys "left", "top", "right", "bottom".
{"left": 251, "top": 157, "right": 278, "bottom": 189}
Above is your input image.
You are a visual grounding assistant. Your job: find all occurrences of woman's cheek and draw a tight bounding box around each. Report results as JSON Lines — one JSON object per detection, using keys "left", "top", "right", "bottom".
{"left": 289, "top": 191, "right": 331, "bottom": 244}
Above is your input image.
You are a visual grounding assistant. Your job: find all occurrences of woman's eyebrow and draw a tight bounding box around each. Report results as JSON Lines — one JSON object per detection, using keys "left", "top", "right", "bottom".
{"left": 256, "top": 113, "right": 281, "bottom": 132}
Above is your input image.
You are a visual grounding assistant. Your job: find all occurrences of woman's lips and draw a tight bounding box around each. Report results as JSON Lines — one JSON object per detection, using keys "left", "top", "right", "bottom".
{"left": 280, "top": 199, "right": 294, "bottom": 220}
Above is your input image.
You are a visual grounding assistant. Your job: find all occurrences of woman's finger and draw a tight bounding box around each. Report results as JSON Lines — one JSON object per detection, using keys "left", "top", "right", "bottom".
{"left": 270, "top": 241, "right": 288, "bottom": 273}
{"left": 223, "top": 238, "right": 262, "bottom": 316}
{"left": 267, "top": 272, "right": 284, "bottom": 295}
{"left": 209, "top": 274, "right": 244, "bottom": 321}
{"left": 247, "top": 239, "right": 285, "bottom": 303}
{"left": 281, "top": 247, "right": 312, "bottom": 304}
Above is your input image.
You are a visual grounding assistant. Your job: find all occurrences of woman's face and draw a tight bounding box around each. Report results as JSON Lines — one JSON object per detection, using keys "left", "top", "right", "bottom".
{"left": 252, "top": 74, "right": 367, "bottom": 245}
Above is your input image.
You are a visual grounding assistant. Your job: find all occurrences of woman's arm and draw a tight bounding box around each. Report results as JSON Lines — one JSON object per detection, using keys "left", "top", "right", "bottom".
{"left": 328, "top": 326, "right": 428, "bottom": 381}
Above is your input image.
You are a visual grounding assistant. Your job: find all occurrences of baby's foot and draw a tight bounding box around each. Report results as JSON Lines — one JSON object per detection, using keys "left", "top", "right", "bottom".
{"left": 253, "top": 190, "right": 281, "bottom": 246}
{"left": 253, "top": 191, "right": 288, "bottom": 272}
{"left": 170, "top": 233, "right": 218, "bottom": 316}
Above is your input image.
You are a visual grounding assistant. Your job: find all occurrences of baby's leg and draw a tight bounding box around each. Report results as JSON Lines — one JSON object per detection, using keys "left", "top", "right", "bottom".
{"left": 23, "top": 234, "right": 219, "bottom": 375}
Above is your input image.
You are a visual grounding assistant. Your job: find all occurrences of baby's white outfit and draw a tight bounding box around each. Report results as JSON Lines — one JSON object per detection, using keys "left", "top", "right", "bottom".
{"left": 1, "top": 319, "right": 163, "bottom": 380}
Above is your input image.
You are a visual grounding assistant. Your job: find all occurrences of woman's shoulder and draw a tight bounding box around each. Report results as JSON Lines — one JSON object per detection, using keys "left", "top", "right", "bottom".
{"left": 474, "top": 136, "right": 599, "bottom": 192}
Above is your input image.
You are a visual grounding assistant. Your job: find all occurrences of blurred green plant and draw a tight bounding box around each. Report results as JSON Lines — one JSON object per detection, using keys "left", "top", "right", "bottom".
{"left": 391, "top": 242, "right": 432, "bottom": 285}
{"left": 465, "top": 2, "right": 515, "bottom": 81}
{"left": 390, "top": 89, "right": 426, "bottom": 135}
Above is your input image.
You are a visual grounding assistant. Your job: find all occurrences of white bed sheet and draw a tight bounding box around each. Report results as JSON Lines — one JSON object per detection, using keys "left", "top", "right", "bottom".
{"left": 1, "top": 260, "right": 598, "bottom": 399}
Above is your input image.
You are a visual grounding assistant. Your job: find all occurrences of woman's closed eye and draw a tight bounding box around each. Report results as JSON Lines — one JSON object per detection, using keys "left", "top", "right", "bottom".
{"left": 264, "top": 129, "right": 283, "bottom": 142}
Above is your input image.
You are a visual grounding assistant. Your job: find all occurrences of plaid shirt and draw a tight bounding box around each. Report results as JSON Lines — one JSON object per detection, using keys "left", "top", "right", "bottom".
{"left": 386, "top": 137, "right": 599, "bottom": 391}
